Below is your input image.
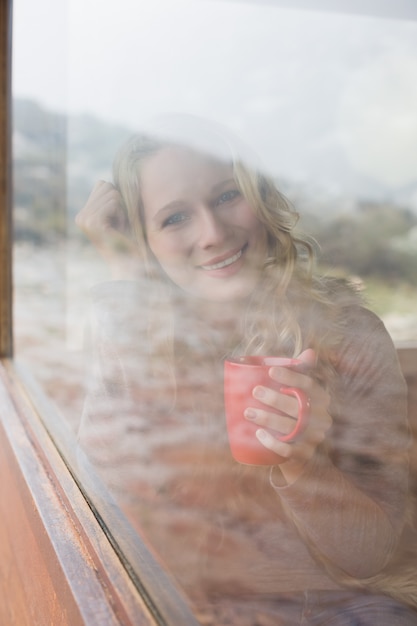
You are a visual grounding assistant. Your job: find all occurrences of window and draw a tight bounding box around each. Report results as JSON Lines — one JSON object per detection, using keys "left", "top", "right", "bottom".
{"left": 3, "top": 0, "right": 417, "bottom": 624}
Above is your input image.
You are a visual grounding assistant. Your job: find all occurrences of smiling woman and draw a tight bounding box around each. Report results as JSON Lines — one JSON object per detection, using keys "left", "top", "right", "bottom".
{"left": 74, "top": 115, "right": 417, "bottom": 624}
{"left": 140, "top": 146, "right": 267, "bottom": 302}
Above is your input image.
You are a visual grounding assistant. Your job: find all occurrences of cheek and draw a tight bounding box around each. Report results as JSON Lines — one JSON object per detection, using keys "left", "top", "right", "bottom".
{"left": 247, "top": 214, "right": 267, "bottom": 242}
{"left": 146, "top": 236, "right": 170, "bottom": 270}
{"left": 237, "top": 201, "right": 263, "bottom": 230}
{"left": 147, "top": 235, "right": 186, "bottom": 268}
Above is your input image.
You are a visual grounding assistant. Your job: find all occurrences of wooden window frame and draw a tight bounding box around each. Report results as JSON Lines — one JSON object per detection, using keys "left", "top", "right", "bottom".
{"left": 1, "top": 0, "right": 416, "bottom": 624}
{"left": 0, "top": 0, "right": 12, "bottom": 358}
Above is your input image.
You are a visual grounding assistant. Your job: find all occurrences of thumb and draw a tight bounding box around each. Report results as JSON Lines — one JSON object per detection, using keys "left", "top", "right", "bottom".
{"left": 297, "top": 348, "right": 317, "bottom": 368}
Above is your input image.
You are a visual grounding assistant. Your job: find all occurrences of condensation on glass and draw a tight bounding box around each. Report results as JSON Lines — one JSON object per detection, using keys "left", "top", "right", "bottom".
{"left": 12, "top": 1, "right": 417, "bottom": 624}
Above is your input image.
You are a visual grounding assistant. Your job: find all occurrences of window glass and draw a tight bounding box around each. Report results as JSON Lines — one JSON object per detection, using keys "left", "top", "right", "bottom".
{"left": 13, "top": 1, "right": 417, "bottom": 623}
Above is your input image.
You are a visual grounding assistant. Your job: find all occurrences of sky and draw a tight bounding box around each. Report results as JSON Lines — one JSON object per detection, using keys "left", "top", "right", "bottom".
{"left": 12, "top": 0, "right": 417, "bottom": 202}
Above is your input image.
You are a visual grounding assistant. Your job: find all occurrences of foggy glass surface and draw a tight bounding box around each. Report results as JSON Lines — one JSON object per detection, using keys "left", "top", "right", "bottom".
{"left": 12, "top": 1, "right": 417, "bottom": 623}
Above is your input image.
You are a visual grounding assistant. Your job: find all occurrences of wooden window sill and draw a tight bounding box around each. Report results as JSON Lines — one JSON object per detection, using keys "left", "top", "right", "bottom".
{"left": 0, "top": 359, "right": 159, "bottom": 625}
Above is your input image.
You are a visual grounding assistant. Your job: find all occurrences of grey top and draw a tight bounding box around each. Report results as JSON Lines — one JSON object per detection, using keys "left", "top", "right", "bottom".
{"left": 78, "top": 280, "right": 410, "bottom": 606}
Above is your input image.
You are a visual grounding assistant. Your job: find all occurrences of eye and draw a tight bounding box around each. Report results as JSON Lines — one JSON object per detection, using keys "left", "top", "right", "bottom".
{"left": 216, "top": 189, "right": 241, "bottom": 206}
{"left": 161, "top": 212, "right": 189, "bottom": 228}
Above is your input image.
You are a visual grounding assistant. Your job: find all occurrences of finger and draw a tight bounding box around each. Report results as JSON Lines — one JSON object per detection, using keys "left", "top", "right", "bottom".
{"left": 84, "top": 189, "right": 121, "bottom": 220}
{"left": 77, "top": 199, "right": 120, "bottom": 230}
{"left": 255, "top": 429, "right": 292, "bottom": 459}
{"left": 298, "top": 348, "right": 317, "bottom": 367}
{"left": 268, "top": 366, "right": 313, "bottom": 394}
{"left": 83, "top": 181, "right": 117, "bottom": 210}
{"left": 92, "top": 179, "right": 116, "bottom": 195}
{"left": 244, "top": 406, "right": 297, "bottom": 436}
{"left": 97, "top": 196, "right": 127, "bottom": 231}
{"left": 76, "top": 185, "right": 127, "bottom": 234}
{"left": 252, "top": 385, "right": 300, "bottom": 416}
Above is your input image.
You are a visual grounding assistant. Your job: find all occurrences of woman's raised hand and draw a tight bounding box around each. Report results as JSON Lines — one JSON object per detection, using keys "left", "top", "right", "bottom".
{"left": 245, "top": 349, "right": 332, "bottom": 484}
{"left": 75, "top": 181, "right": 138, "bottom": 279}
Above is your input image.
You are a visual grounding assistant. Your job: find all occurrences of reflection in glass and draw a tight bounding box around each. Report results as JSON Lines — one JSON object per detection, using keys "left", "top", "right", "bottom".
{"left": 12, "top": 2, "right": 417, "bottom": 623}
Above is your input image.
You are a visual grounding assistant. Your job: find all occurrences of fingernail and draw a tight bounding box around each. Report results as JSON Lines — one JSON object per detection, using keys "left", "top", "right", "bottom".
{"left": 256, "top": 428, "right": 268, "bottom": 441}
{"left": 253, "top": 386, "right": 265, "bottom": 399}
{"left": 244, "top": 409, "right": 257, "bottom": 420}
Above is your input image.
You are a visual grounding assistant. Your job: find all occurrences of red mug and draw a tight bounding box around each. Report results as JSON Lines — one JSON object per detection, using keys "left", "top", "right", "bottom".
{"left": 224, "top": 356, "right": 309, "bottom": 465}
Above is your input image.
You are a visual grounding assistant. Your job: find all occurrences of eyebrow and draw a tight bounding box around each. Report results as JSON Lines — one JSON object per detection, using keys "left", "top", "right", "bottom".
{"left": 153, "top": 200, "right": 187, "bottom": 221}
{"left": 153, "top": 178, "right": 237, "bottom": 221}
{"left": 210, "top": 178, "right": 236, "bottom": 194}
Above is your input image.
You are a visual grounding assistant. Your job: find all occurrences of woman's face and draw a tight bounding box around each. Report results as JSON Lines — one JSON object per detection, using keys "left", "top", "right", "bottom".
{"left": 141, "top": 145, "right": 268, "bottom": 303}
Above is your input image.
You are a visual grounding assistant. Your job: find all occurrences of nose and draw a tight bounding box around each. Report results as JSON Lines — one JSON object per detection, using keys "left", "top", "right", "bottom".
{"left": 197, "top": 207, "right": 228, "bottom": 249}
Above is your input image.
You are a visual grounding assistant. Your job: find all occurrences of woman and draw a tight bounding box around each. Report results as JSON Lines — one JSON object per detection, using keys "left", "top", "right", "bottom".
{"left": 76, "top": 116, "right": 416, "bottom": 624}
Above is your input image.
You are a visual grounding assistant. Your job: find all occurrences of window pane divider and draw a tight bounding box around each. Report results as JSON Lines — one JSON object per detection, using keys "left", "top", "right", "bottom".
{"left": 0, "top": 0, "right": 12, "bottom": 358}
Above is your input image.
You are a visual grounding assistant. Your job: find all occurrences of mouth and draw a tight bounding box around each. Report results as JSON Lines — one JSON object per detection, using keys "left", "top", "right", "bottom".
{"left": 200, "top": 245, "right": 247, "bottom": 271}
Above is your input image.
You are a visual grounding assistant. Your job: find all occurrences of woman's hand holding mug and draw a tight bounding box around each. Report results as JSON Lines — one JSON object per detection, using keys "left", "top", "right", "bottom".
{"left": 224, "top": 349, "right": 331, "bottom": 483}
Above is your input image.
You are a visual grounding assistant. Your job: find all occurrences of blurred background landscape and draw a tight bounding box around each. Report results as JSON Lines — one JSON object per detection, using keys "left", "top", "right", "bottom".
{"left": 13, "top": 97, "right": 417, "bottom": 348}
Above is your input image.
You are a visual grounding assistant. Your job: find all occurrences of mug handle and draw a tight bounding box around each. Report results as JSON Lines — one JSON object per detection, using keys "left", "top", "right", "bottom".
{"left": 277, "top": 387, "right": 310, "bottom": 442}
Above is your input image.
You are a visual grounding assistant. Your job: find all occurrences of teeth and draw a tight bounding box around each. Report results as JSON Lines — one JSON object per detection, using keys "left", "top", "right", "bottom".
{"left": 202, "top": 248, "right": 243, "bottom": 271}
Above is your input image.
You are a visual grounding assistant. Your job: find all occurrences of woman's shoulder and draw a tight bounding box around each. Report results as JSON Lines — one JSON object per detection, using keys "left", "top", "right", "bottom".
{"left": 307, "top": 276, "right": 400, "bottom": 370}
{"left": 330, "top": 302, "right": 403, "bottom": 382}
{"left": 312, "top": 276, "right": 389, "bottom": 337}
{"left": 339, "top": 302, "right": 387, "bottom": 334}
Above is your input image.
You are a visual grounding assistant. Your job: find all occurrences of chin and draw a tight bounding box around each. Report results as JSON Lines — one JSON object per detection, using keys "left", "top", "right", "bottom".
{"left": 199, "top": 282, "right": 257, "bottom": 304}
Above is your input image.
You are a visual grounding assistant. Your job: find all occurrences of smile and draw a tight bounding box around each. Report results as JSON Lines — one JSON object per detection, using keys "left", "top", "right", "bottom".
{"left": 201, "top": 247, "right": 245, "bottom": 271}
